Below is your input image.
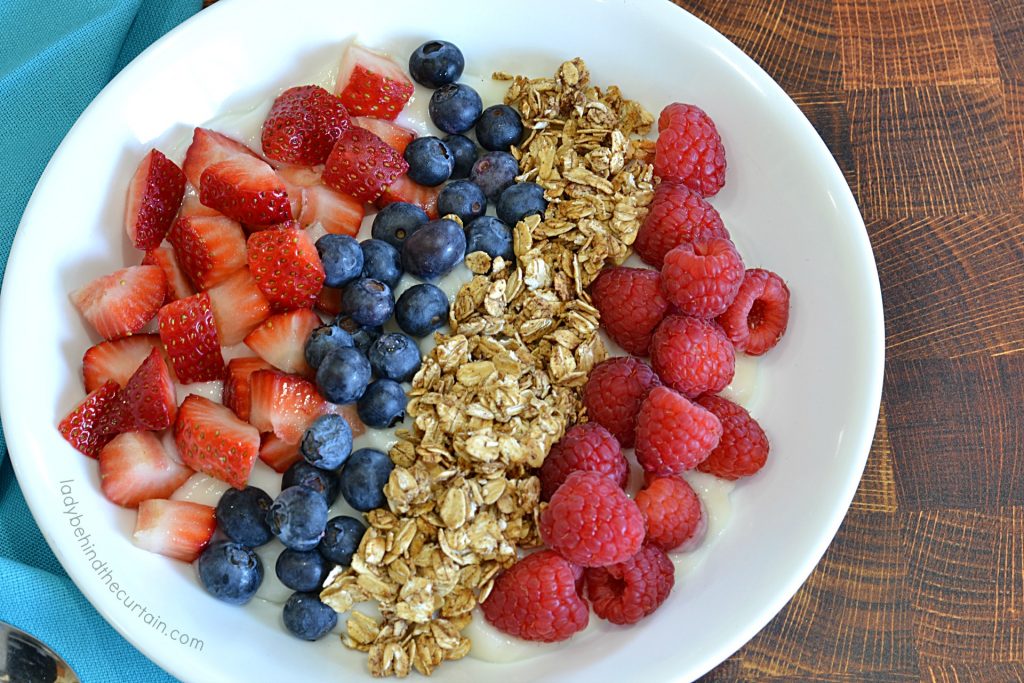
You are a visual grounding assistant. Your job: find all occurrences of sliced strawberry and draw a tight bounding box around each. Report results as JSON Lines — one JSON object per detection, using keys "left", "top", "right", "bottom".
{"left": 206, "top": 268, "right": 272, "bottom": 346}
{"left": 222, "top": 356, "right": 273, "bottom": 421}
{"left": 298, "top": 184, "right": 363, "bottom": 236}
{"left": 167, "top": 215, "right": 247, "bottom": 290}
{"left": 97, "top": 349, "right": 177, "bottom": 434}
{"left": 259, "top": 433, "right": 303, "bottom": 473}
{"left": 247, "top": 227, "right": 325, "bottom": 310}
{"left": 174, "top": 394, "right": 261, "bottom": 489}
{"left": 262, "top": 85, "right": 351, "bottom": 165}
{"left": 243, "top": 308, "right": 320, "bottom": 376}
{"left": 376, "top": 174, "right": 441, "bottom": 219}
{"left": 142, "top": 244, "right": 195, "bottom": 302}
{"left": 276, "top": 164, "right": 323, "bottom": 187}
{"left": 315, "top": 286, "right": 344, "bottom": 316}
{"left": 248, "top": 370, "right": 327, "bottom": 443}
{"left": 71, "top": 265, "right": 167, "bottom": 341}
{"left": 353, "top": 116, "right": 416, "bottom": 154}
{"left": 158, "top": 292, "right": 225, "bottom": 383}
{"left": 125, "top": 149, "right": 186, "bottom": 250}
{"left": 132, "top": 499, "right": 216, "bottom": 562}
{"left": 200, "top": 155, "right": 292, "bottom": 226}
{"left": 322, "top": 126, "right": 408, "bottom": 203}
{"left": 83, "top": 334, "right": 164, "bottom": 392}
{"left": 178, "top": 193, "right": 223, "bottom": 218}
{"left": 58, "top": 380, "right": 120, "bottom": 458}
{"left": 335, "top": 44, "right": 414, "bottom": 120}
{"left": 182, "top": 127, "right": 259, "bottom": 190}
{"left": 99, "top": 432, "right": 193, "bottom": 508}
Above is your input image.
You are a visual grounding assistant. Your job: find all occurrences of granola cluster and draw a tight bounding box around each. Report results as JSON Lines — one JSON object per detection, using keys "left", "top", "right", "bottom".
{"left": 321, "top": 58, "right": 655, "bottom": 677}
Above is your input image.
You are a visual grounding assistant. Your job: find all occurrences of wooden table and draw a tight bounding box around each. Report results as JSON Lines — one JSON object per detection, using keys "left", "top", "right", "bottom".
{"left": 673, "top": 1, "right": 1024, "bottom": 680}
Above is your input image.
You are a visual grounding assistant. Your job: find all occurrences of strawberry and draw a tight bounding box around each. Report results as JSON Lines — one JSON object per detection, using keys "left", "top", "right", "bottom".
{"left": 258, "top": 433, "right": 303, "bottom": 473}
{"left": 376, "top": 174, "right": 441, "bottom": 219}
{"left": 335, "top": 44, "right": 414, "bottom": 120}
{"left": 200, "top": 155, "right": 292, "bottom": 226}
{"left": 142, "top": 244, "right": 195, "bottom": 302}
{"left": 298, "top": 184, "right": 363, "bottom": 236}
{"left": 261, "top": 85, "right": 351, "bottom": 165}
{"left": 99, "top": 432, "right": 193, "bottom": 508}
{"left": 275, "top": 164, "right": 323, "bottom": 187}
{"left": 167, "top": 215, "right": 247, "bottom": 290}
{"left": 315, "top": 286, "right": 344, "bottom": 316}
{"left": 158, "top": 292, "right": 225, "bottom": 383}
{"left": 96, "top": 349, "right": 177, "bottom": 434}
{"left": 82, "top": 334, "right": 164, "bottom": 392}
{"left": 353, "top": 116, "right": 416, "bottom": 154}
{"left": 174, "top": 394, "right": 261, "bottom": 489}
{"left": 132, "top": 499, "right": 216, "bottom": 562}
{"left": 124, "top": 149, "right": 185, "bottom": 250}
{"left": 178, "top": 193, "right": 223, "bottom": 218}
{"left": 206, "top": 267, "right": 272, "bottom": 346}
{"left": 322, "top": 126, "right": 407, "bottom": 203}
{"left": 58, "top": 380, "right": 119, "bottom": 458}
{"left": 246, "top": 227, "right": 325, "bottom": 310}
{"left": 182, "top": 127, "right": 259, "bottom": 190}
{"left": 70, "top": 265, "right": 167, "bottom": 341}
{"left": 249, "top": 370, "right": 364, "bottom": 443}
{"left": 222, "top": 356, "right": 273, "bottom": 421}
{"left": 243, "top": 308, "right": 320, "bottom": 376}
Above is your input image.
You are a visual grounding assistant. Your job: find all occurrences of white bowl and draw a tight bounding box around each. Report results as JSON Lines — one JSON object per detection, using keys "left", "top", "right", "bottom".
{"left": 0, "top": 0, "right": 884, "bottom": 681}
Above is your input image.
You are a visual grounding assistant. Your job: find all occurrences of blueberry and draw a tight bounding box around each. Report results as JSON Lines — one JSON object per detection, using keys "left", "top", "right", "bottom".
{"left": 428, "top": 83, "right": 482, "bottom": 134}
{"left": 282, "top": 461, "right": 340, "bottom": 505}
{"left": 315, "top": 346, "right": 371, "bottom": 404}
{"left": 304, "top": 324, "right": 354, "bottom": 370}
{"left": 334, "top": 315, "right": 382, "bottom": 356}
{"left": 497, "top": 182, "right": 548, "bottom": 226}
{"left": 339, "top": 448, "right": 395, "bottom": 512}
{"left": 215, "top": 486, "right": 274, "bottom": 548}
{"left": 360, "top": 239, "right": 403, "bottom": 289}
{"left": 408, "top": 40, "right": 465, "bottom": 88}
{"left": 283, "top": 592, "right": 337, "bottom": 641}
{"left": 368, "top": 332, "right": 422, "bottom": 382}
{"left": 475, "top": 104, "right": 524, "bottom": 152}
{"left": 319, "top": 515, "right": 367, "bottom": 566}
{"left": 470, "top": 151, "right": 519, "bottom": 202}
{"left": 443, "top": 134, "right": 478, "bottom": 179}
{"left": 403, "top": 136, "right": 454, "bottom": 187}
{"left": 357, "top": 379, "right": 408, "bottom": 428}
{"left": 300, "top": 413, "right": 353, "bottom": 470}
{"left": 371, "top": 202, "right": 429, "bottom": 250}
{"left": 465, "top": 216, "right": 514, "bottom": 261}
{"left": 275, "top": 548, "right": 329, "bottom": 592}
{"left": 342, "top": 278, "right": 394, "bottom": 328}
{"left": 266, "top": 486, "right": 329, "bottom": 551}
{"left": 437, "top": 179, "right": 486, "bottom": 223}
{"left": 197, "top": 541, "right": 263, "bottom": 605}
{"left": 401, "top": 218, "right": 466, "bottom": 280}
{"left": 395, "top": 283, "right": 449, "bottom": 338}
{"left": 315, "top": 234, "right": 363, "bottom": 288}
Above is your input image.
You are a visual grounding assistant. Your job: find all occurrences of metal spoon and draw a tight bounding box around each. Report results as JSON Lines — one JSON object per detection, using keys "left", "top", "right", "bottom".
{"left": 0, "top": 621, "right": 79, "bottom": 683}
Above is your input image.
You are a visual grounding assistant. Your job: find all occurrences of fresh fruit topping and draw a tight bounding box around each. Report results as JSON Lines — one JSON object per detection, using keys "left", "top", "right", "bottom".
{"left": 437, "top": 179, "right": 486, "bottom": 224}
{"left": 283, "top": 460, "right": 340, "bottom": 505}
{"left": 96, "top": 349, "right": 177, "bottom": 434}
{"left": 371, "top": 201, "right": 428, "bottom": 249}
{"left": 261, "top": 85, "right": 350, "bottom": 165}
{"left": 258, "top": 433, "right": 303, "bottom": 473}
{"left": 247, "top": 227, "right": 325, "bottom": 310}
{"left": 475, "top": 104, "right": 524, "bottom": 152}
{"left": 316, "top": 346, "right": 372, "bottom": 405}
{"left": 654, "top": 103, "right": 726, "bottom": 197}
{"left": 470, "top": 151, "right": 518, "bottom": 202}
{"left": 375, "top": 175, "right": 441, "bottom": 219}
{"left": 174, "top": 394, "right": 261, "bottom": 489}
{"left": 267, "top": 485, "right": 328, "bottom": 551}
{"left": 58, "top": 380, "right": 119, "bottom": 458}
{"left": 334, "top": 44, "right": 414, "bottom": 120}
{"left": 496, "top": 181, "right": 547, "bottom": 226}
{"left": 300, "top": 413, "right": 353, "bottom": 470}
{"left": 274, "top": 164, "right": 323, "bottom": 187}
{"left": 249, "top": 370, "right": 354, "bottom": 444}
{"left": 539, "top": 423, "right": 629, "bottom": 501}
{"left": 82, "top": 334, "right": 164, "bottom": 392}
{"left": 244, "top": 308, "right": 321, "bottom": 376}
{"left": 403, "top": 136, "right": 454, "bottom": 187}
{"left": 142, "top": 244, "right": 195, "bottom": 302}
{"left": 401, "top": 218, "right": 466, "bottom": 280}
{"left": 182, "top": 127, "right": 259, "bottom": 190}
{"left": 338, "top": 448, "right": 394, "bottom": 512}
{"left": 634, "top": 180, "right": 729, "bottom": 269}
{"left": 585, "top": 544, "right": 674, "bottom": 625}
{"left": 352, "top": 116, "right": 416, "bottom": 154}
{"left": 158, "top": 292, "right": 225, "bottom": 383}
{"left": 408, "top": 40, "right": 465, "bottom": 88}
{"left": 356, "top": 379, "right": 407, "bottom": 428}
{"left": 283, "top": 593, "right": 337, "bottom": 641}
{"left": 443, "top": 133, "right": 478, "bottom": 179}
{"left": 222, "top": 356, "right": 274, "bottom": 421}
{"left": 695, "top": 395, "right": 770, "bottom": 479}
{"left": 167, "top": 214, "right": 247, "bottom": 290}
{"left": 215, "top": 485, "right": 274, "bottom": 548}
{"left": 124, "top": 149, "right": 185, "bottom": 250}
{"left": 318, "top": 515, "right": 366, "bottom": 566}
{"left": 428, "top": 83, "right": 482, "bottom": 134}
{"left": 316, "top": 234, "right": 363, "bottom": 288}
{"left": 275, "top": 548, "right": 329, "bottom": 592}
{"left": 298, "top": 184, "right": 363, "bottom": 237}
{"left": 304, "top": 324, "right": 354, "bottom": 370}
{"left": 99, "top": 432, "right": 192, "bottom": 508}
{"left": 359, "top": 239, "right": 403, "bottom": 289}
{"left": 199, "top": 155, "right": 292, "bottom": 226}
{"left": 650, "top": 315, "right": 735, "bottom": 397}
{"left": 71, "top": 265, "right": 166, "bottom": 341}
{"left": 206, "top": 267, "right": 272, "bottom": 346}
{"left": 315, "top": 286, "right": 344, "bottom": 316}
{"left": 662, "top": 237, "right": 745, "bottom": 319}
{"left": 322, "top": 126, "right": 408, "bottom": 203}
{"left": 464, "top": 216, "right": 514, "bottom": 261}
{"left": 716, "top": 268, "right": 790, "bottom": 356}
{"left": 197, "top": 541, "right": 263, "bottom": 604}
{"left": 394, "top": 283, "right": 449, "bottom": 338}
{"left": 635, "top": 476, "right": 702, "bottom": 551}
{"left": 582, "top": 357, "right": 661, "bottom": 448}
{"left": 367, "top": 332, "right": 421, "bottom": 383}
{"left": 590, "top": 267, "right": 669, "bottom": 356}
{"left": 335, "top": 315, "right": 382, "bottom": 355}
{"left": 342, "top": 278, "right": 394, "bottom": 327}
{"left": 132, "top": 499, "right": 216, "bottom": 562}
{"left": 634, "top": 386, "right": 722, "bottom": 475}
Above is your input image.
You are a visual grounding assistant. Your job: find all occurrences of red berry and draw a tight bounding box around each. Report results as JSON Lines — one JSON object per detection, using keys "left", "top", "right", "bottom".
{"left": 654, "top": 103, "right": 726, "bottom": 197}
{"left": 585, "top": 544, "right": 674, "bottom": 625}
{"left": 635, "top": 476, "right": 703, "bottom": 551}
{"left": 634, "top": 386, "right": 722, "bottom": 475}
{"left": 634, "top": 181, "right": 728, "bottom": 268}
{"left": 590, "top": 267, "right": 669, "bottom": 356}
{"left": 650, "top": 315, "right": 735, "bottom": 397}
{"left": 480, "top": 550, "right": 589, "bottom": 642}
{"left": 540, "top": 423, "right": 629, "bottom": 501}
{"left": 261, "top": 85, "right": 351, "bottom": 166}
{"left": 322, "top": 126, "right": 408, "bottom": 203}
{"left": 716, "top": 268, "right": 790, "bottom": 356}
{"left": 540, "top": 471, "right": 645, "bottom": 567}
{"left": 582, "top": 357, "right": 661, "bottom": 448}
{"left": 696, "top": 395, "right": 770, "bottom": 479}
{"left": 661, "top": 237, "right": 744, "bottom": 319}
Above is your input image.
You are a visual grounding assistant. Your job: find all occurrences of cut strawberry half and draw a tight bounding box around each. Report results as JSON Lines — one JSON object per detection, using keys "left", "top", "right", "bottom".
{"left": 246, "top": 227, "right": 325, "bottom": 310}
{"left": 125, "top": 149, "right": 186, "bottom": 251}
{"left": 353, "top": 116, "right": 416, "bottom": 154}
{"left": 182, "top": 127, "right": 259, "bottom": 190}
{"left": 275, "top": 164, "right": 324, "bottom": 187}
{"left": 174, "top": 394, "right": 261, "bottom": 489}
{"left": 206, "top": 267, "right": 272, "bottom": 346}
{"left": 178, "top": 194, "right": 223, "bottom": 219}
{"left": 315, "top": 286, "right": 344, "bottom": 316}
{"left": 132, "top": 499, "right": 216, "bottom": 562}
{"left": 222, "top": 356, "right": 273, "bottom": 421}
{"left": 335, "top": 44, "right": 414, "bottom": 120}
{"left": 83, "top": 334, "right": 164, "bottom": 393}
{"left": 158, "top": 292, "right": 225, "bottom": 384}
{"left": 97, "top": 349, "right": 177, "bottom": 434}
{"left": 58, "top": 380, "right": 120, "bottom": 458}
{"left": 99, "top": 432, "right": 193, "bottom": 508}
{"left": 200, "top": 155, "right": 293, "bottom": 227}
{"left": 262, "top": 85, "right": 351, "bottom": 165}
{"left": 71, "top": 265, "right": 167, "bottom": 341}
{"left": 298, "top": 184, "right": 363, "bottom": 237}
{"left": 243, "top": 308, "right": 321, "bottom": 376}
{"left": 322, "top": 126, "right": 408, "bottom": 203}
{"left": 376, "top": 174, "right": 441, "bottom": 219}
{"left": 167, "top": 215, "right": 247, "bottom": 291}
{"left": 142, "top": 244, "right": 195, "bottom": 302}
{"left": 259, "top": 433, "right": 303, "bottom": 473}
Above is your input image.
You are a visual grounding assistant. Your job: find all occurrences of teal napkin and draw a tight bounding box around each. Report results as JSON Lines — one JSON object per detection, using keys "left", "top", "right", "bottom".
{"left": 0, "top": 1, "right": 201, "bottom": 680}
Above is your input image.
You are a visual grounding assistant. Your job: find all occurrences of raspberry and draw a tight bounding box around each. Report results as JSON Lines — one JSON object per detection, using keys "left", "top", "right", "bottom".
{"left": 582, "top": 357, "right": 661, "bottom": 448}
{"left": 585, "top": 544, "right": 674, "bottom": 625}
{"left": 635, "top": 476, "right": 703, "bottom": 551}
{"left": 696, "top": 395, "right": 770, "bottom": 479}
{"left": 540, "top": 471, "right": 645, "bottom": 567}
{"left": 716, "top": 268, "right": 791, "bottom": 356}
{"left": 635, "top": 386, "right": 722, "bottom": 475}
{"left": 590, "top": 267, "right": 669, "bottom": 356}
{"left": 661, "top": 237, "right": 745, "bottom": 319}
{"left": 480, "top": 550, "right": 589, "bottom": 642}
{"left": 650, "top": 315, "right": 735, "bottom": 397}
{"left": 540, "top": 423, "right": 629, "bottom": 501}
{"left": 634, "top": 181, "right": 729, "bottom": 268}
{"left": 654, "top": 103, "right": 726, "bottom": 197}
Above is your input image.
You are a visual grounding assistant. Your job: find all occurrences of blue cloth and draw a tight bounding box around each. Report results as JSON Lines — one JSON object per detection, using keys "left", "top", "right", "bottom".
{"left": 0, "top": 1, "right": 201, "bottom": 680}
